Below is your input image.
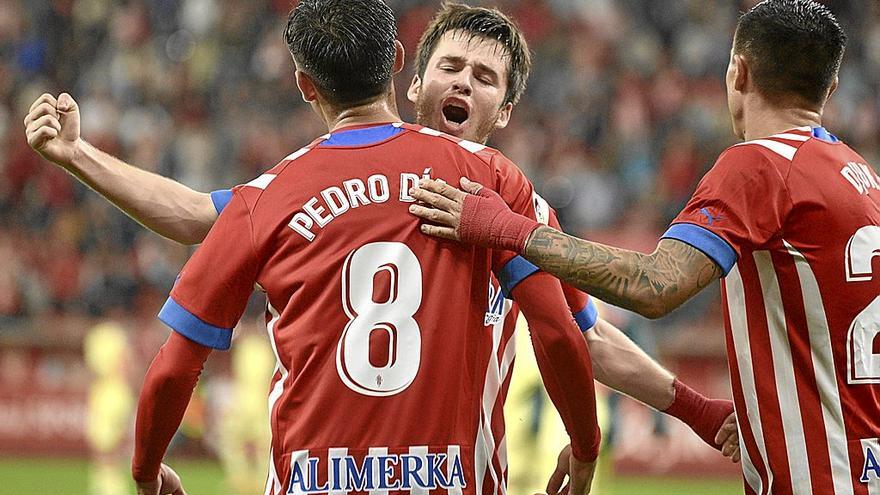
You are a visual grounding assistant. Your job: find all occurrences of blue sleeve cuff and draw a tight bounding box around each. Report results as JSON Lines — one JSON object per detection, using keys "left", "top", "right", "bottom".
{"left": 210, "top": 189, "right": 233, "bottom": 214}
{"left": 573, "top": 298, "right": 599, "bottom": 332}
{"left": 662, "top": 223, "right": 737, "bottom": 275}
{"left": 158, "top": 297, "right": 233, "bottom": 350}
{"left": 497, "top": 256, "right": 541, "bottom": 297}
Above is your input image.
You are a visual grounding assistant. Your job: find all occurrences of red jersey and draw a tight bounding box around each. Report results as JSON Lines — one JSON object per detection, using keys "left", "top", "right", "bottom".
{"left": 476, "top": 204, "right": 598, "bottom": 493}
{"left": 664, "top": 127, "right": 880, "bottom": 495}
{"left": 164, "top": 123, "right": 595, "bottom": 495}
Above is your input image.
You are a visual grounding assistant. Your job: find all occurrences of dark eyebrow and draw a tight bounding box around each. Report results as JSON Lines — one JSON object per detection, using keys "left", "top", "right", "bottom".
{"left": 437, "top": 56, "right": 500, "bottom": 81}
{"left": 437, "top": 55, "right": 466, "bottom": 66}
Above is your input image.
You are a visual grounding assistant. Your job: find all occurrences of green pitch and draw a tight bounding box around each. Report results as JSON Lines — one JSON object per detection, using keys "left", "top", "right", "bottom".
{"left": 0, "top": 457, "right": 743, "bottom": 494}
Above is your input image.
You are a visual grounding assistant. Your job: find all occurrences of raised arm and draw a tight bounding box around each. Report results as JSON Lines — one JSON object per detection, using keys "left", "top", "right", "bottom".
{"left": 24, "top": 93, "right": 217, "bottom": 245}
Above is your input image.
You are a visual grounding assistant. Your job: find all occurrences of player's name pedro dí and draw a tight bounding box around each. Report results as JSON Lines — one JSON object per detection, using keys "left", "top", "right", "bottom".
{"left": 286, "top": 171, "right": 427, "bottom": 242}
{"left": 287, "top": 447, "right": 466, "bottom": 493}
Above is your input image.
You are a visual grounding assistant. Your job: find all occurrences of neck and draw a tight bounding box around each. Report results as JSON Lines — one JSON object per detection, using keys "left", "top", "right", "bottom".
{"left": 321, "top": 92, "right": 401, "bottom": 132}
{"left": 741, "top": 97, "right": 823, "bottom": 141}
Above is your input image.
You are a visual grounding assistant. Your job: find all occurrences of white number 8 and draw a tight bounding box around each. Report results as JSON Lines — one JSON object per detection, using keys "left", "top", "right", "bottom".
{"left": 845, "top": 225, "right": 880, "bottom": 384}
{"left": 337, "top": 242, "right": 423, "bottom": 396}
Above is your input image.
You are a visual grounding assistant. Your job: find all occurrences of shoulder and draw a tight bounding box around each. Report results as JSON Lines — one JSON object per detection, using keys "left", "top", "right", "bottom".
{"left": 708, "top": 133, "right": 809, "bottom": 188}
{"left": 231, "top": 145, "right": 317, "bottom": 208}
{"left": 398, "top": 122, "right": 503, "bottom": 168}
{"left": 717, "top": 130, "right": 812, "bottom": 172}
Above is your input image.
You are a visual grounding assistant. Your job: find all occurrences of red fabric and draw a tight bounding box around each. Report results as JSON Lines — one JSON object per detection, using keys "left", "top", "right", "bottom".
{"left": 663, "top": 378, "right": 733, "bottom": 451}
{"left": 672, "top": 129, "right": 880, "bottom": 492}
{"left": 167, "top": 123, "right": 560, "bottom": 493}
{"left": 511, "top": 271, "right": 600, "bottom": 462}
{"left": 131, "top": 332, "right": 212, "bottom": 482}
{"left": 459, "top": 186, "right": 540, "bottom": 253}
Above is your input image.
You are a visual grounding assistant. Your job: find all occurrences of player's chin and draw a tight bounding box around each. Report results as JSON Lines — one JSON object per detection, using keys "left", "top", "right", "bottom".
{"left": 439, "top": 120, "right": 479, "bottom": 142}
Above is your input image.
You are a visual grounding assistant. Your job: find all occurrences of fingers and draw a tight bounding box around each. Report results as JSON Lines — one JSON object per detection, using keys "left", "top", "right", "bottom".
{"left": 419, "top": 224, "right": 459, "bottom": 241}
{"left": 28, "top": 93, "right": 57, "bottom": 114}
{"left": 721, "top": 438, "right": 738, "bottom": 457}
{"left": 409, "top": 204, "right": 457, "bottom": 227}
{"left": 26, "top": 126, "right": 59, "bottom": 148}
{"left": 716, "top": 426, "right": 736, "bottom": 448}
{"left": 57, "top": 92, "right": 78, "bottom": 113}
{"left": 25, "top": 115, "right": 62, "bottom": 150}
{"left": 160, "top": 464, "right": 186, "bottom": 495}
{"left": 732, "top": 446, "right": 741, "bottom": 463}
{"left": 26, "top": 114, "right": 61, "bottom": 135}
{"left": 409, "top": 187, "right": 462, "bottom": 213}
{"left": 23, "top": 102, "right": 59, "bottom": 127}
{"left": 459, "top": 176, "right": 485, "bottom": 194}
{"left": 714, "top": 413, "right": 738, "bottom": 445}
{"left": 417, "top": 178, "right": 467, "bottom": 202}
{"left": 545, "top": 467, "right": 567, "bottom": 494}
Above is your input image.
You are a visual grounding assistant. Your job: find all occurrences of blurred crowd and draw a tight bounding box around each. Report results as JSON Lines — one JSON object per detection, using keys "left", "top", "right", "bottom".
{"left": 0, "top": 0, "right": 878, "bottom": 335}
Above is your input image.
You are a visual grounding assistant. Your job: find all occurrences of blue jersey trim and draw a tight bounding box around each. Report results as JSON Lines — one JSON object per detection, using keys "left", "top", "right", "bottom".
{"left": 210, "top": 189, "right": 233, "bottom": 214}
{"left": 662, "top": 223, "right": 737, "bottom": 275}
{"left": 573, "top": 298, "right": 599, "bottom": 332}
{"left": 158, "top": 297, "right": 232, "bottom": 350}
{"left": 498, "top": 256, "right": 540, "bottom": 297}
{"left": 319, "top": 124, "right": 404, "bottom": 147}
{"left": 811, "top": 126, "right": 839, "bottom": 143}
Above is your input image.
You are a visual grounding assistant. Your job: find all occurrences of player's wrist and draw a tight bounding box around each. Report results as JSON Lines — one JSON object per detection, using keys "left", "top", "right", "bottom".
{"left": 493, "top": 210, "right": 540, "bottom": 253}
{"left": 663, "top": 378, "right": 703, "bottom": 420}
{"left": 65, "top": 137, "right": 88, "bottom": 169}
{"left": 131, "top": 462, "right": 160, "bottom": 484}
{"left": 569, "top": 430, "right": 601, "bottom": 463}
{"left": 664, "top": 378, "right": 733, "bottom": 450}
{"left": 458, "top": 187, "right": 539, "bottom": 252}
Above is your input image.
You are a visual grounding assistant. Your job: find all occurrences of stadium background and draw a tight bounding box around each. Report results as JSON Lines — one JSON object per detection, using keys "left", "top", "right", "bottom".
{"left": 0, "top": 0, "right": 877, "bottom": 493}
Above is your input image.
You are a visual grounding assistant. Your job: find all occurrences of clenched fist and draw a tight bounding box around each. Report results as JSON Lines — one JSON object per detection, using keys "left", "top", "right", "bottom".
{"left": 23, "top": 92, "right": 82, "bottom": 167}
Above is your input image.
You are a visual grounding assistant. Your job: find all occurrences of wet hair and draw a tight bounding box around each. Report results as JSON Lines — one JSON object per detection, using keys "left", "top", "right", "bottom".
{"left": 284, "top": 0, "right": 397, "bottom": 106}
{"left": 733, "top": 0, "right": 846, "bottom": 106}
{"left": 415, "top": 3, "right": 532, "bottom": 106}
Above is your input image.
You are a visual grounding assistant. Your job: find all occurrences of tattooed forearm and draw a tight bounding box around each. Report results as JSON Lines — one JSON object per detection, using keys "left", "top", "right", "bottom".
{"left": 524, "top": 226, "right": 723, "bottom": 318}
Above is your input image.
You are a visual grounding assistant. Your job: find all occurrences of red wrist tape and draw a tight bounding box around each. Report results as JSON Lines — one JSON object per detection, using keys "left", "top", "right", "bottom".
{"left": 664, "top": 378, "right": 734, "bottom": 451}
{"left": 459, "top": 187, "right": 540, "bottom": 253}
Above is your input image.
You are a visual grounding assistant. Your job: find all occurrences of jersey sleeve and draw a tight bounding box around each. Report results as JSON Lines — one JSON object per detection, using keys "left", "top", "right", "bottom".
{"left": 488, "top": 153, "right": 544, "bottom": 288}
{"left": 488, "top": 172, "right": 599, "bottom": 331}
{"left": 158, "top": 188, "right": 260, "bottom": 350}
{"left": 210, "top": 189, "right": 233, "bottom": 214}
{"left": 662, "top": 145, "right": 792, "bottom": 275}
{"left": 490, "top": 152, "right": 541, "bottom": 263}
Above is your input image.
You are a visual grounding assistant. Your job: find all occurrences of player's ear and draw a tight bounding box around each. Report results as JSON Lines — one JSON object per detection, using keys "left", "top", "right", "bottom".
{"left": 407, "top": 74, "right": 422, "bottom": 104}
{"left": 494, "top": 102, "right": 513, "bottom": 130}
{"left": 733, "top": 54, "right": 749, "bottom": 93}
{"left": 295, "top": 70, "right": 318, "bottom": 103}
{"left": 392, "top": 40, "right": 406, "bottom": 75}
{"left": 827, "top": 75, "right": 839, "bottom": 100}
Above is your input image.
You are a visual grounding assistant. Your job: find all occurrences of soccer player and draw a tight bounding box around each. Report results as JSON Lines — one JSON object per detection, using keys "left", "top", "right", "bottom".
{"left": 411, "top": 1, "right": 879, "bottom": 494}
{"left": 23, "top": 4, "right": 737, "bottom": 467}
{"left": 136, "top": 1, "right": 605, "bottom": 494}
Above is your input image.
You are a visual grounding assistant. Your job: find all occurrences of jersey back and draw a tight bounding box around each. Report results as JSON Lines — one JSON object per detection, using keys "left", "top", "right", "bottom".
{"left": 161, "top": 123, "right": 541, "bottom": 495}
{"left": 666, "top": 127, "right": 880, "bottom": 495}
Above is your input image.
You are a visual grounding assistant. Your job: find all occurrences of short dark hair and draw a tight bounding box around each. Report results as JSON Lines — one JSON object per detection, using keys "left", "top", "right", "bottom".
{"left": 415, "top": 3, "right": 531, "bottom": 106}
{"left": 734, "top": 0, "right": 846, "bottom": 106}
{"left": 284, "top": 0, "right": 397, "bottom": 106}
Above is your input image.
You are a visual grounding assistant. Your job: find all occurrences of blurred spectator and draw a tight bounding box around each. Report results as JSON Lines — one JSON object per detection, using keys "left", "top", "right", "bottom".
{"left": 0, "top": 0, "right": 877, "bottom": 350}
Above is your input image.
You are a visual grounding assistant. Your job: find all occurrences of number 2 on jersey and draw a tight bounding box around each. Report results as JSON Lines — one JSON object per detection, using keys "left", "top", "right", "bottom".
{"left": 337, "top": 242, "right": 423, "bottom": 396}
{"left": 845, "top": 225, "right": 880, "bottom": 384}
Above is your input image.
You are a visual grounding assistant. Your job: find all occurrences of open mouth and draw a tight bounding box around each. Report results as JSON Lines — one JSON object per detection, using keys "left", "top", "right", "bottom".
{"left": 442, "top": 103, "right": 469, "bottom": 125}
